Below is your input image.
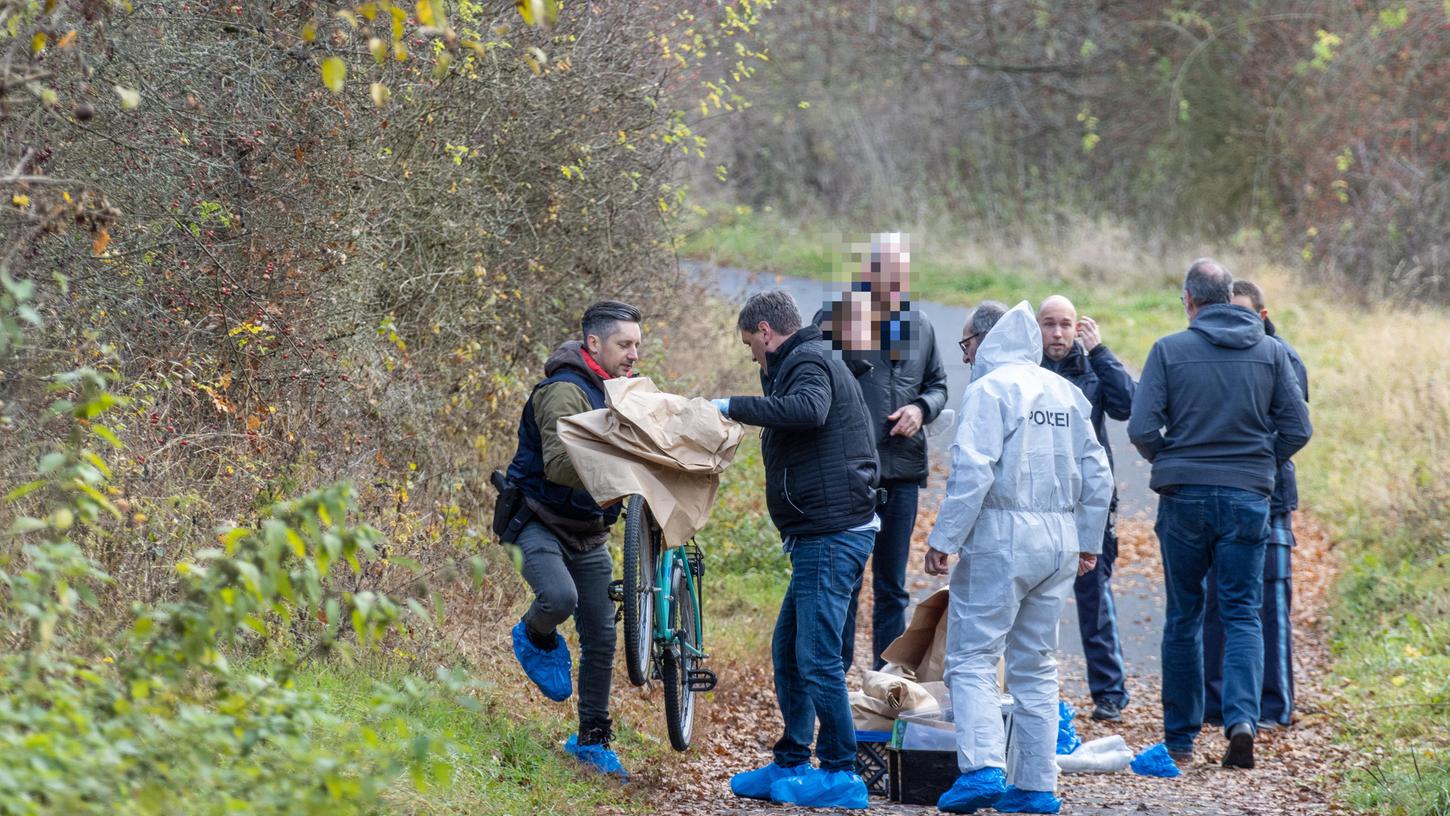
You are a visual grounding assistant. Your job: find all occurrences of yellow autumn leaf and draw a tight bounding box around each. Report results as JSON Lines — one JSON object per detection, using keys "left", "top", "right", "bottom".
{"left": 1390, "top": 675, "right": 1407, "bottom": 687}
{"left": 524, "top": 46, "right": 547, "bottom": 75}
{"left": 57, "top": 30, "right": 77, "bottom": 48}
{"left": 321, "top": 56, "right": 346, "bottom": 93}
{"left": 92, "top": 229, "right": 111, "bottom": 256}
{"left": 516, "top": 0, "right": 558, "bottom": 28}
{"left": 416, "top": 0, "right": 435, "bottom": 26}
{"left": 32, "top": 32, "right": 46, "bottom": 54}
{"left": 370, "top": 82, "right": 391, "bottom": 107}
{"left": 11, "top": 194, "right": 30, "bottom": 207}
{"left": 301, "top": 20, "right": 317, "bottom": 42}
{"left": 369, "top": 37, "right": 388, "bottom": 65}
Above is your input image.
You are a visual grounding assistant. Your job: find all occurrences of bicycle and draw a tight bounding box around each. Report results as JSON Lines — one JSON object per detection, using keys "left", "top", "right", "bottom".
{"left": 608, "top": 494, "right": 716, "bottom": 751}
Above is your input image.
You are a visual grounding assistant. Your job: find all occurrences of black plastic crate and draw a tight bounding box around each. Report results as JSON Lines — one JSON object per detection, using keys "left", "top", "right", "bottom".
{"left": 854, "top": 729, "right": 891, "bottom": 797}
{"left": 886, "top": 746, "right": 959, "bottom": 805}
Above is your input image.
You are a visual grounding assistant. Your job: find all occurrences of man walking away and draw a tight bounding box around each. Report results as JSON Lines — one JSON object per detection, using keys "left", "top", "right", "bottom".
{"left": 821, "top": 232, "right": 950, "bottom": 673}
{"left": 1204, "top": 279, "right": 1310, "bottom": 730}
{"left": 1128, "top": 259, "right": 1311, "bottom": 770}
{"left": 925, "top": 301, "right": 1112, "bottom": 815}
{"left": 1038, "top": 295, "right": 1136, "bottom": 722}
{"left": 503, "top": 300, "right": 644, "bottom": 779}
{"left": 711, "top": 290, "right": 881, "bottom": 810}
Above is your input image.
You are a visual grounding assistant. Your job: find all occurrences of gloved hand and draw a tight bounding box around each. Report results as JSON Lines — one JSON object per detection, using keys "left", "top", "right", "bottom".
{"left": 709, "top": 398, "right": 731, "bottom": 418}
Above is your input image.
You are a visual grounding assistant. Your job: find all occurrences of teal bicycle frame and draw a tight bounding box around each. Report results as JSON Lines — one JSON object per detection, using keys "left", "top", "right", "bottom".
{"left": 653, "top": 542, "right": 706, "bottom": 659}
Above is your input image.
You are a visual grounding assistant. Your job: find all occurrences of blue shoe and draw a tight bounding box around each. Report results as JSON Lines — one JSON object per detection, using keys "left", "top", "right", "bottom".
{"left": 729, "top": 761, "right": 809, "bottom": 800}
{"left": 769, "top": 768, "right": 869, "bottom": 810}
{"left": 511, "top": 620, "right": 571, "bottom": 702}
{"left": 565, "top": 734, "right": 629, "bottom": 780}
{"left": 995, "top": 786, "right": 1062, "bottom": 814}
{"left": 937, "top": 767, "right": 1007, "bottom": 813}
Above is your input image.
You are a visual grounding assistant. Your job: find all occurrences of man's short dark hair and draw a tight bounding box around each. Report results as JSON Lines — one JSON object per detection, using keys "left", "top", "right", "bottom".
{"left": 966, "top": 300, "right": 1008, "bottom": 339}
{"left": 581, "top": 300, "right": 642, "bottom": 342}
{"left": 1184, "top": 258, "right": 1233, "bottom": 306}
{"left": 1232, "top": 279, "right": 1266, "bottom": 312}
{"left": 737, "top": 290, "right": 802, "bottom": 335}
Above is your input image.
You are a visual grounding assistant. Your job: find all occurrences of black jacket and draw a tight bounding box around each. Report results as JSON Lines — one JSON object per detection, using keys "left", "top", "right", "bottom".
{"left": 814, "top": 307, "right": 949, "bottom": 484}
{"left": 1128, "top": 304, "right": 1312, "bottom": 496}
{"left": 1041, "top": 342, "right": 1135, "bottom": 471}
{"left": 1267, "top": 325, "right": 1309, "bottom": 516}
{"left": 729, "top": 325, "right": 882, "bottom": 536}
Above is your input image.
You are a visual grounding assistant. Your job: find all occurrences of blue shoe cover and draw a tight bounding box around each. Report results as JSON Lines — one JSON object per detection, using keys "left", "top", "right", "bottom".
{"left": 729, "top": 761, "right": 809, "bottom": 800}
{"left": 936, "top": 767, "right": 1007, "bottom": 813}
{"left": 512, "top": 620, "right": 572, "bottom": 702}
{"left": 995, "top": 786, "right": 1062, "bottom": 814}
{"left": 1130, "top": 743, "right": 1182, "bottom": 778}
{"left": 565, "top": 734, "right": 629, "bottom": 780}
{"left": 1056, "top": 700, "right": 1081, "bottom": 755}
{"left": 768, "top": 768, "right": 869, "bottom": 810}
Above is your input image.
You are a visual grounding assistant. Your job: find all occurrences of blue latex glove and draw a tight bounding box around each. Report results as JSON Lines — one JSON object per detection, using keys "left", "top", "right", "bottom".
{"left": 710, "top": 398, "right": 731, "bottom": 418}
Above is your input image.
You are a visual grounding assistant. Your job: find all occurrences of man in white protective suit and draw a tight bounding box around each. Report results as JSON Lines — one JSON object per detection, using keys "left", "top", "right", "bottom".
{"left": 923, "top": 300, "right": 1113, "bottom": 815}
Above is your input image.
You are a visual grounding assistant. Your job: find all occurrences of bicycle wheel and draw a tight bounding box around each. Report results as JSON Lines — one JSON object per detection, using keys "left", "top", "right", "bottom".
{"left": 621, "top": 495, "right": 656, "bottom": 687}
{"left": 661, "top": 559, "right": 700, "bottom": 751}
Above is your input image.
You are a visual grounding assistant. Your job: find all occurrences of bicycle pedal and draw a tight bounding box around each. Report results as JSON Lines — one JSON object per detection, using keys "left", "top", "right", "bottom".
{"left": 607, "top": 579, "right": 624, "bottom": 604}
{"left": 686, "top": 668, "right": 717, "bottom": 692}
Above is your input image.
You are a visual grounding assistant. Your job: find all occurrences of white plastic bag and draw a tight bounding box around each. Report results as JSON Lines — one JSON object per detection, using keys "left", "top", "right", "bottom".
{"left": 1055, "top": 735, "right": 1133, "bottom": 773}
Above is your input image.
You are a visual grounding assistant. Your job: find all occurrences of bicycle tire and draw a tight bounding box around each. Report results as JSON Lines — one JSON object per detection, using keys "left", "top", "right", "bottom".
{"left": 621, "top": 495, "right": 655, "bottom": 687}
{"left": 661, "top": 561, "right": 699, "bottom": 751}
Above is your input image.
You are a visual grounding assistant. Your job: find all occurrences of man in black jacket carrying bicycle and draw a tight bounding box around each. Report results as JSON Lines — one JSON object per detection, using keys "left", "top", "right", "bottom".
{"left": 710, "top": 290, "right": 880, "bottom": 810}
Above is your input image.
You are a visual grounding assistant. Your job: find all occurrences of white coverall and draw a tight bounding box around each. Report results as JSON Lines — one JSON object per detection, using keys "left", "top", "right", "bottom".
{"left": 926, "top": 301, "right": 1113, "bottom": 792}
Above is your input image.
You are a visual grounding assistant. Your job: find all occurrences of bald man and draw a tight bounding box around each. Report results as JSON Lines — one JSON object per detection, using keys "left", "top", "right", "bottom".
{"left": 1038, "top": 295, "right": 1136, "bottom": 722}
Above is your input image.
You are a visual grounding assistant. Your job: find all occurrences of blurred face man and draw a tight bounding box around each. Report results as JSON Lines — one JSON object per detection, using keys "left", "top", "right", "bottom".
{"left": 586, "top": 320, "right": 642, "bottom": 378}
{"left": 866, "top": 233, "right": 910, "bottom": 311}
{"left": 1037, "top": 295, "right": 1078, "bottom": 361}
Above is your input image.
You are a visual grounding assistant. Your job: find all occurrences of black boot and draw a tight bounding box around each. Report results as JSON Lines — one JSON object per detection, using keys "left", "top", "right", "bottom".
{"left": 1222, "top": 722, "right": 1255, "bottom": 769}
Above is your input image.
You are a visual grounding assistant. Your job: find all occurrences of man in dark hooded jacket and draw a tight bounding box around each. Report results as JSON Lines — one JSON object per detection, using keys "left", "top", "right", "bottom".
{"left": 1129, "top": 259, "right": 1311, "bottom": 770}
{"left": 503, "top": 300, "right": 642, "bottom": 779}
{"left": 1203, "top": 280, "right": 1310, "bottom": 730}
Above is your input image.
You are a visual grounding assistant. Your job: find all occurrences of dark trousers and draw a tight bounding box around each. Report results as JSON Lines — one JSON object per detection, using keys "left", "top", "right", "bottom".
{"left": 1156, "top": 485, "right": 1268, "bottom": 752}
{"left": 1074, "top": 511, "right": 1129, "bottom": 707}
{"left": 774, "top": 529, "right": 873, "bottom": 771}
{"left": 517, "top": 520, "right": 616, "bottom": 736}
{"left": 842, "top": 480, "right": 919, "bottom": 672}
{"left": 1204, "top": 513, "right": 1296, "bottom": 726}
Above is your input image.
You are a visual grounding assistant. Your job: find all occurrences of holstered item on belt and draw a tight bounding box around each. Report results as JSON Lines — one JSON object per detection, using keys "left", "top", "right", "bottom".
{"left": 490, "top": 469, "right": 532, "bottom": 544}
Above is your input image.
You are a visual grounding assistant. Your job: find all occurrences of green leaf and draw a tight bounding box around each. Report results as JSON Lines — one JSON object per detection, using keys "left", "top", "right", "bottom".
{"left": 92, "top": 424, "right": 122, "bottom": 450}
{"left": 8, "top": 515, "right": 47, "bottom": 534}
{"left": 321, "top": 57, "right": 347, "bottom": 93}
{"left": 38, "top": 452, "right": 66, "bottom": 475}
{"left": 4, "top": 479, "right": 46, "bottom": 502}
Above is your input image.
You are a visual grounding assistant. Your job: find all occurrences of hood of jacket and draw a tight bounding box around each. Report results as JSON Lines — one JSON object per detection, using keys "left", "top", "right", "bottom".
{"left": 543, "top": 340, "right": 608, "bottom": 392}
{"left": 972, "top": 300, "right": 1043, "bottom": 382}
{"left": 1189, "top": 303, "right": 1266, "bottom": 350}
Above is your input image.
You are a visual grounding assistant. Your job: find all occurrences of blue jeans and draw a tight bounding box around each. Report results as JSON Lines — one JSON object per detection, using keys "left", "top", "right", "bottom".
{"left": 773, "top": 528, "right": 873, "bottom": 771}
{"left": 842, "top": 480, "right": 918, "bottom": 671}
{"left": 1155, "top": 485, "right": 1268, "bottom": 751}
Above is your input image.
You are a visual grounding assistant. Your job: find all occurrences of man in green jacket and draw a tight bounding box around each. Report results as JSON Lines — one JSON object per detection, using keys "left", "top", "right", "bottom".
{"left": 503, "top": 300, "right": 642, "bottom": 779}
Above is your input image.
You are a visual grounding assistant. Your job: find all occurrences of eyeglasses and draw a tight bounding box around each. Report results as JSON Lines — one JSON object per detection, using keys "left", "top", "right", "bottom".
{"left": 958, "top": 333, "right": 982, "bottom": 355}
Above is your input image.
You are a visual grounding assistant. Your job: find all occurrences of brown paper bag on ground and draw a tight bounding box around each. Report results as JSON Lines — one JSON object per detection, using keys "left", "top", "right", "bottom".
{"left": 880, "top": 587, "right": 1005, "bottom": 690}
{"left": 861, "top": 670, "right": 938, "bottom": 715}
{"left": 850, "top": 691, "right": 898, "bottom": 732}
{"left": 880, "top": 587, "right": 950, "bottom": 682}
